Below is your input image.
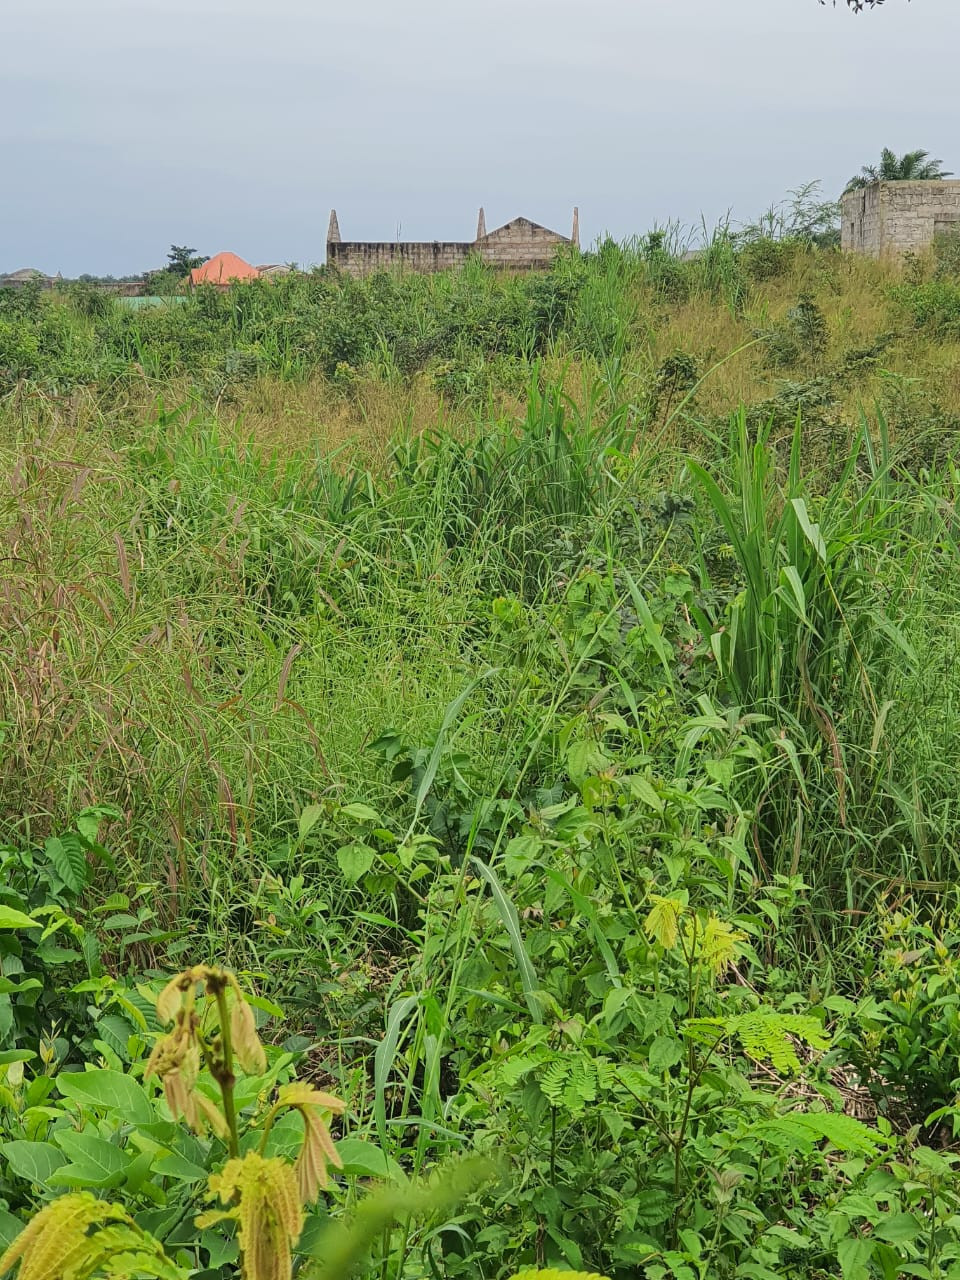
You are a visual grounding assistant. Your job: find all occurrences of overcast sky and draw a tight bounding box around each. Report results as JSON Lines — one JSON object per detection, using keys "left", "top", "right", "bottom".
{"left": 1, "top": 0, "right": 955, "bottom": 276}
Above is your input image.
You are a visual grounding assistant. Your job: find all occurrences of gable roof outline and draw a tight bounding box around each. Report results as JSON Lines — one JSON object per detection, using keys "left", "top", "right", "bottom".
{"left": 479, "top": 216, "right": 566, "bottom": 241}
{"left": 3, "top": 268, "right": 50, "bottom": 281}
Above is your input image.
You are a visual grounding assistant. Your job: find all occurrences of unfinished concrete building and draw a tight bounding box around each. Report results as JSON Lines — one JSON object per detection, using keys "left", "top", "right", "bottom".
{"left": 326, "top": 208, "right": 579, "bottom": 276}
{"left": 842, "top": 181, "right": 960, "bottom": 257}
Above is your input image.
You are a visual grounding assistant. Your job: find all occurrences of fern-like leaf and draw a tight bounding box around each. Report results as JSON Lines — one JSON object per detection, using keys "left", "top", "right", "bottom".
{"left": 751, "top": 1111, "right": 890, "bottom": 1157}
{"left": 594, "top": 1056, "right": 616, "bottom": 1091}
{"left": 562, "top": 1058, "right": 597, "bottom": 1114}
{"left": 202, "top": 1152, "right": 302, "bottom": 1280}
{"left": 736, "top": 1010, "right": 828, "bottom": 1074}
{"left": 695, "top": 914, "right": 747, "bottom": 975}
{"left": 686, "top": 1008, "right": 829, "bottom": 1075}
{"left": 792, "top": 1111, "right": 890, "bottom": 1153}
{"left": 498, "top": 1051, "right": 547, "bottom": 1090}
{"left": 0, "top": 1194, "right": 185, "bottom": 1280}
{"left": 539, "top": 1058, "right": 570, "bottom": 1106}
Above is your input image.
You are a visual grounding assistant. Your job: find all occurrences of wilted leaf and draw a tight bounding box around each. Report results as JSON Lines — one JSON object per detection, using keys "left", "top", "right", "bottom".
{"left": 230, "top": 997, "right": 267, "bottom": 1076}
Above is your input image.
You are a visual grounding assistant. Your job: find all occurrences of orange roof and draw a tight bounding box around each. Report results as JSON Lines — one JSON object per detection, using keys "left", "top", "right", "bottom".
{"left": 190, "top": 252, "right": 260, "bottom": 285}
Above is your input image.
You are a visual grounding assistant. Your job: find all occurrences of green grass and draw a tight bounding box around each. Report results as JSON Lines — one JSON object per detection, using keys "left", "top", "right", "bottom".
{"left": 6, "top": 233, "right": 960, "bottom": 1277}
{"left": 6, "top": 383, "right": 959, "bottom": 920}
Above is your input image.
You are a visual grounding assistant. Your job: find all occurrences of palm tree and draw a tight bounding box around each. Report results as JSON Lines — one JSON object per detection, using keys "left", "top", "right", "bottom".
{"left": 846, "top": 148, "right": 952, "bottom": 191}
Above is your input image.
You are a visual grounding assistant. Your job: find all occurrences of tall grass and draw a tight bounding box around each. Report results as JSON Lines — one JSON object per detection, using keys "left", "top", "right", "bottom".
{"left": 681, "top": 409, "right": 960, "bottom": 938}
{"left": 5, "top": 233, "right": 960, "bottom": 957}
{"left": 4, "top": 374, "right": 960, "bottom": 956}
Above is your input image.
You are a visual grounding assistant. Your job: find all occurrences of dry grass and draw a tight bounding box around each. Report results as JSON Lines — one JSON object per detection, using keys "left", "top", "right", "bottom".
{"left": 215, "top": 374, "right": 466, "bottom": 465}
{"left": 7, "top": 248, "right": 960, "bottom": 476}
{"left": 641, "top": 253, "right": 960, "bottom": 442}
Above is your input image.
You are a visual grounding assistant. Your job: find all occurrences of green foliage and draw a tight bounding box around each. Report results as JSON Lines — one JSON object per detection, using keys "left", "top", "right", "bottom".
{"left": 645, "top": 352, "right": 699, "bottom": 422}
{"left": 0, "top": 964, "right": 373, "bottom": 1280}
{"left": 0, "top": 1193, "right": 187, "bottom": 1280}
{"left": 847, "top": 147, "right": 952, "bottom": 191}
{"left": 933, "top": 228, "right": 960, "bottom": 280}
{"left": 0, "top": 253, "right": 590, "bottom": 397}
{"left": 166, "top": 246, "right": 208, "bottom": 278}
{"left": 759, "top": 292, "right": 828, "bottom": 369}
{"left": 737, "top": 181, "right": 840, "bottom": 249}
{"left": 0, "top": 810, "right": 130, "bottom": 1069}
{"left": 639, "top": 231, "right": 691, "bottom": 304}
{"left": 837, "top": 899, "right": 960, "bottom": 1134}
{"left": 893, "top": 276, "right": 960, "bottom": 339}
{"left": 508, "top": 1272, "right": 609, "bottom": 1280}
{"left": 5, "top": 205, "right": 960, "bottom": 1278}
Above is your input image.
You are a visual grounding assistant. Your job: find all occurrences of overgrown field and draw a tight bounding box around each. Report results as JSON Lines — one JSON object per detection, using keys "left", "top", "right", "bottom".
{"left": 5, "top": 235, "right": 960, "bottom": 1279}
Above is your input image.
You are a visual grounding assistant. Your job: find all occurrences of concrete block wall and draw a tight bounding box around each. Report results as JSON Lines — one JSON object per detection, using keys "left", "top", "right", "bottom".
{"left": 476, "top": 218, "right": 568, "bottom": 270}
{"left": 327, "top": 241, "right": 474, "bottom": 276}
{"left": 841, "top": 186, "right": 881, "bottom": 254}
{"left": 842, "top": 181, "right": 960, "bottom": 257}
{"left": 327, "top": 212, "right": 574, "bottom": 277}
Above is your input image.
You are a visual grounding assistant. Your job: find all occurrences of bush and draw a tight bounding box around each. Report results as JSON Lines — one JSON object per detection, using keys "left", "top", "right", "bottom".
{"left": 892, "top": 278, "right": 960, "bottom": 339}
{"left": 740, "top": 235, "right": 801, "bottom": 283}
{"left": 839, "top": 899, "right": 960, "bottom": 1134}
{"left": 933, "top": 229, "right": 960, "bottom": 279}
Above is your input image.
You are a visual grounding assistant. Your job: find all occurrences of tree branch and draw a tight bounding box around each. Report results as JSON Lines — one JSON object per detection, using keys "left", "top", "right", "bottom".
{"left": 822, "top": 0, "right": 894, "bottom": 10}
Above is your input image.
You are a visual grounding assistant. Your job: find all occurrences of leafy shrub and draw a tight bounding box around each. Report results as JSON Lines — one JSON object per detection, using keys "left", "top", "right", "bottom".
{"left": 739, "top": 235, "right": 800, "bottom": 283}
{"left": 0, "top": 962, "right": 404, "bottom": 1278}
{"left": 839, "top": 899, "right": 960, "bottom": 1134}
{"left": 638, "top": 232, "right": 690, "bottom": 305}
{"left": 64, "top": 283, "right": 115, "bottom": 322}
{"left": 933, "top": 228, "right": 960, "bottom": 279}
{"left": 759, "top": 292, "right": 827, "bottom": 370}
{"left": 892, "top": 277, "right": 960, "bottom": 339}
{"left": 0, "top": 809, "right": 125, "bottom": 1069}
{"left": 645, "top": 351, "right": 699, "bottom": 421}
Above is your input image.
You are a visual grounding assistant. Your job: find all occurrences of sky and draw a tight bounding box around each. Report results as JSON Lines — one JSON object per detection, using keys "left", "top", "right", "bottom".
{"left": 1, "top": 0, "right": 956, "bottom": 276}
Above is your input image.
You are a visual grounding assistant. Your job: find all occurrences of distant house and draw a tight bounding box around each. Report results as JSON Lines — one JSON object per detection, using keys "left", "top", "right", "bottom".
{"left": 189, "top": 253, "right": 260, "bottom": 288}
{"left": 842, "top": 180, "right": 960, "bottom": 257}
{"left": 0, "top": 268, "right": 58, "bottom": 289}
{"left": 256, "top": 263, "right": 295, "bottom": 278}
{"left": 326, "top": 207, "right": 580, "bottom": 277}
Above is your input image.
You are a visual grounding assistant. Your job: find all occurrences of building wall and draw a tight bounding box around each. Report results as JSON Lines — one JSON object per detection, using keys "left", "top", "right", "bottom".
{"left": 97, "top": 282, "right": 144, "bottom": 296}
{"left": 328, "top": 217, "right": 572, "bottom": 277}
{"left": 327, "top": 241, "right": 474, "bottom": 276}
{"left": 0, "top": 278, "right": 144, "bottom": 295}
{"left": 841, "top": 186, "right": 882, "bottom": 255}
{"left": 0, "top": 275, "right": 55, "bottom": 290}
{"left": 842, "top": 181, "right": 960, "bottom": 257}
{"left": 476, "top": 219, "right": 568, "bottom": 270}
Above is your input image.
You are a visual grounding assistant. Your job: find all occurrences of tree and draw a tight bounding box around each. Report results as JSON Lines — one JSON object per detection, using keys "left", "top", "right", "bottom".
{"left": 846, "top": 149, "right": 952, "bottom": 191}
{"left": 823, "top": 1, "right": 903, "bottom": 9}
{"left": 738, "top": 181, "right": 840, "bottom": 247}
{"left": 166, "top": 245, "right": 208, "bottom": 278}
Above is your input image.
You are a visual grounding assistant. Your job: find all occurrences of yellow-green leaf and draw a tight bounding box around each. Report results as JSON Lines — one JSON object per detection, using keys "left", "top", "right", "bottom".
{"left": 644, "top": 896, "right": 683, "bottom": 949}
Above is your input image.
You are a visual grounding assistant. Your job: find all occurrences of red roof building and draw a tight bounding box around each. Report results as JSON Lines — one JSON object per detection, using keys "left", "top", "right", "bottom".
{"left": 189, "top": 252, "right": 260, "bottom": 287}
